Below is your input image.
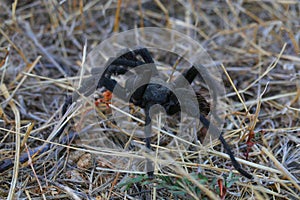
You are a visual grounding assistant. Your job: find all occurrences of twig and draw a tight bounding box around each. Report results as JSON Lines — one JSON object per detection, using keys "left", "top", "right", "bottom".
{"left": 0, "top": 84, "right": 21, "bottom": 200}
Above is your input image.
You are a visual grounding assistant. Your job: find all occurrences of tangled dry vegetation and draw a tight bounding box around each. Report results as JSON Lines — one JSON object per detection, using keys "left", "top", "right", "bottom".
{"left": 0, "top": 0, "right": 299, "bottom": 199}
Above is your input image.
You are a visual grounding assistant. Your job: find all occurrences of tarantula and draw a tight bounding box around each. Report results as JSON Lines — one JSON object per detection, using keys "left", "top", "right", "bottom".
{"left": 66, "top": 47, "right": 252, "bottom": 179}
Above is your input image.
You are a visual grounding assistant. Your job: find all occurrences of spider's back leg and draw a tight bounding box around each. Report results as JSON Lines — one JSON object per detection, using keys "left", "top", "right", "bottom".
{"left": 173, "top": 64, "right": 252, "bottom": 178}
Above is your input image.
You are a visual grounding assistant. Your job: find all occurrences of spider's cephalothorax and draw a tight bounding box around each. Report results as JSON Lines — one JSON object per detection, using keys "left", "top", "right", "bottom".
{"left": 66, "top": 48, "right": 252, "bottom": 179}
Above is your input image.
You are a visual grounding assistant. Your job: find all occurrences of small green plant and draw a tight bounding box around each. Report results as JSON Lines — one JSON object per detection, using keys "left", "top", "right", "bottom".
{"left": 117, "top": 174, "right": 148, "bottom": 190}
{"left": 118, "top": 172, "right": 209, "bottom": 198}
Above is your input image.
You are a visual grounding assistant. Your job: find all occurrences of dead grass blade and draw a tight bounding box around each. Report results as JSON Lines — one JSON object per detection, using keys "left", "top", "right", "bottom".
{"left": 0, "top": 84, "right": 21, "bottom": 200}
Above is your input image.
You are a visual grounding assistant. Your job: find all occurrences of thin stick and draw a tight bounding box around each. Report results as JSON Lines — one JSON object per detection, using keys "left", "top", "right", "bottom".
{"left": 0, "top": 84, "right": 21, "bottom": 200}
{"left": 113, "top": 0, "right": 122, "bottom": 32}
{"left": 261, "top": 146, "right": 300, "bottom": 191}
{"left": 221, "top": 64, "right": 249, "bottom": 115}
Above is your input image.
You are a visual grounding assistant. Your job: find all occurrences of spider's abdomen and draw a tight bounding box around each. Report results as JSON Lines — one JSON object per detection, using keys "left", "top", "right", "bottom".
{"left": 142, "top": 84, "right": 170, "bottom": 104}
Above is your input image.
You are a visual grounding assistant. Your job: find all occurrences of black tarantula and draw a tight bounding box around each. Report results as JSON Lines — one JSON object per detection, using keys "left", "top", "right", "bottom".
{"left": 65, "top": 47, "right": 252, "bottom": 179}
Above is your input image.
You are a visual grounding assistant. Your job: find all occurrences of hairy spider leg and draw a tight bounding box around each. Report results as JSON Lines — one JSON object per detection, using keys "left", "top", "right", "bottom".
{"left": 144, "top": 103, "right": 155, "bottom": 178}
{"left": 176, "top": 65, "right": 252, "bottom": 179}
{"left": 55, "top": 96, "right": 73, "bottom": 138}
{"left": 131, "top": 48, "right": 155, "bottom": 64}
{"left": 173, "top": 65, "right": 199, "bottom": 87}
{"left": 107, "top": 48, "right": 156, "bottom": 75}
{"left": 98, "top": 49, "right": 159, "bottom": 103}
{"left": 100, "top": 48, "right": 158, "bottom": 101}
{"left": 98, "top": 49, "right": 160, "bottom": 177}
{"left": 199, "top": 115, "right": 252, "bottom": 179}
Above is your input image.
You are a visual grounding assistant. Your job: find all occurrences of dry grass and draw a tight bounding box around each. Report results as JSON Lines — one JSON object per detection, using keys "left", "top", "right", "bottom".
{"left": 0, "top": 0, "right": 299, "bottom": 199}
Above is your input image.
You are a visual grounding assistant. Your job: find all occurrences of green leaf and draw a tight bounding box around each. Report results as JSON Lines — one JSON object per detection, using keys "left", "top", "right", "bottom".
{"left": 117, "top": 175, "right": 146, "bottom": 189}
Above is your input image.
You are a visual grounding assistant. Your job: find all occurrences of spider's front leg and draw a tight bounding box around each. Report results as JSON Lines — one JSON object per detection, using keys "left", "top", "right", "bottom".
{"left": 98, "top": 49, "right": 158, "bottom": 177}
{"left": 144, "top": 103, "right": 155, "bottom": 178}
{"left": 99, "top": 48, "right": 158, "bottom": 102}
{"left": 109, "top": 48, "right": 157, "bottom": 75}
